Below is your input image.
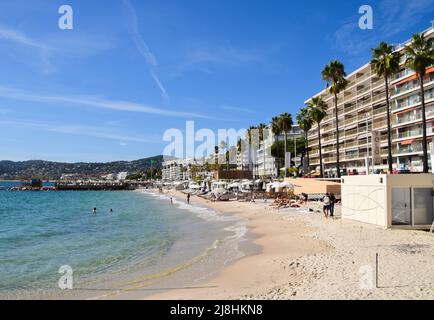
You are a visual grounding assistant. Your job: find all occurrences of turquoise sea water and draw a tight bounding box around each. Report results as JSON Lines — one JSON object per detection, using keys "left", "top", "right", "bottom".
{"left": 0, "top": 183, "right": 245, "bottom": 299}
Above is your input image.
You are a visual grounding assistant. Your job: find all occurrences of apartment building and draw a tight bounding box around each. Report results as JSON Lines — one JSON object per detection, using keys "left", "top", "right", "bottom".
{"left": 237, "top": 125, "right": 303, "bottom": 177}
{"left": 162, "top": 158, "right": 206, "bottom": 181}
{"left": 306, "top": 26, "right": 434, "bottom": 175}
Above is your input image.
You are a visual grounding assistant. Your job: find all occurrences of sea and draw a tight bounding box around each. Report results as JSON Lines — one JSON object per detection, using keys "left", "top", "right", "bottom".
{"left": 0, "top": 181, "right": 251, "bottom": 299}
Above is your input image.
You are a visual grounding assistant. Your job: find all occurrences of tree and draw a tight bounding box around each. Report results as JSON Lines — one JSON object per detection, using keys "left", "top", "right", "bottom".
{"left": 246, "top": 126, "right": 257, "bottom": 171}
{"left": 271, "top": 116, "right": 282, "bottom": 176}
{"left": 229, "top": 145, "right": 237, "bottom": 170}
{"left": 278, "top": 113, "right": 293, "bottom": 177}
{"left": 322, "top": 60, "right": 348, "bottom": 177}
{"left": 307, "top": 97, "right": 328, "bottom": 178}
{"left": 214, "top": 145, "right": 219, "bottom": 170}
{"left": 257, "top": 123, "right": 268, "bottom": 175}
{"left": 237, "top": 138, "right": 244, "bottom": 170}
{"left": 271, "top": 138, "right": 306, "bottom": 176}
{"left": 405, "top": 34, "right": 434, "bottom": 173}
{"left": 371, "top": 42, "right": 401, "bottom": 173}
{"left": 296, "top": 107, "right": 313, "bottom": 175}
{"left": 219, "top": 140, "right": 227, "bottom": 169}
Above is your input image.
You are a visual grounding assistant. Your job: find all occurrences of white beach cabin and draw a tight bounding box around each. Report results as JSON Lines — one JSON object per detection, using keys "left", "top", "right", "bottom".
{"left": 341, "top": 174, "right": 434, "bottom": 229}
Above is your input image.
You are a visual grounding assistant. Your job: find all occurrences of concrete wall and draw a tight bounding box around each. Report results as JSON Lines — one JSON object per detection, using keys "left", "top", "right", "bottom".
{"left": 342, "top": 174, "right": 434, "bottom": 229}
{"left": 341, "top": 175, "right": 388, "bottom": 228}
{"left": 213, "top": 169, "right": 253, "bottom": 180}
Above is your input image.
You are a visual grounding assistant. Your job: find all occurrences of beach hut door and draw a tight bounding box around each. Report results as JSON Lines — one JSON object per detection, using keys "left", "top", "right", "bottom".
{"left": 411, "top": 188, "right": 434, "bottom": 227}
{"left": 391, "top": 188, "right": 412, "bottom": 226}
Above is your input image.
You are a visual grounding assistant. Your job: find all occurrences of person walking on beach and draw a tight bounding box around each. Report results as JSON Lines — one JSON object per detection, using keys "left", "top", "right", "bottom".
{"left": 170, "top": 197, "right": 173, "bottom": 205}
{"left": 322, "top": 193, "right": 331, "bottom": 218}
{"left": 187, "top": 193, "right": 191, "bottom": 204}
{"left": 329, "top": 193, "right": 336, "bottom": 217}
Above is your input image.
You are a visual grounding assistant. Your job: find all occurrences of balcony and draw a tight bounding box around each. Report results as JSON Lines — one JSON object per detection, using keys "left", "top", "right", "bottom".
{"left": 345, "top": 117, "right": 357, "bottom": 126}
{"left": 324, "top": 135, "right": 336, "bottom": 143}
{"left": 345, "top": 128, "right": 358, "bottom": 137}
{"left": 373, "top": 106, "right": 387, "bottom": 115}
{"left": 372, "top": 92, "right": 386, "bottom": 103}
{"left": 373, "top": 120, "right": 387, "bottom": 129}
{"left": 344, "top": 104, "right": 356, "bottom": 113}
{"left": 344, "top": 140, "right": 358, "bottom": 148}
{"left": 395, "top": 129, "right": 423, "bottom": 140}
{"left": 357, "top": 85, "right": 371, "bottom": 96}
{"left": 394, "top": 88, "right": 434, "bottom": 111}
{"left": 344, "top": 92, "right": 357, "bottom": 102}
{"left": 371, "top": 78, "right": 384, "bottom": 89}
{"left": 396, "top": 143, "right": 423, "bottom": 155}
{"left": 394, "top": 68, "right": 413, "bottom": 81}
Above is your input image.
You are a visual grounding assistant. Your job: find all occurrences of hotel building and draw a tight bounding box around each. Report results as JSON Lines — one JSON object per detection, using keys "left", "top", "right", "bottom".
{"left": 306, "top": 26, "right": 434, "bottom": 175}
{"left": 161, "top": 158, "right": 205, "bottom": 181}
{"left": 237, "top": 125, "right": 303, "bottom": 177}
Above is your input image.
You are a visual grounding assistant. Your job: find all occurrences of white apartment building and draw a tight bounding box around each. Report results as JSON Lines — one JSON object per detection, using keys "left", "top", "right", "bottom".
{"left": 161, "top": 158, "right": 207, "bottom": 181}
{"left": 306, "top": 26, "right": 434, "bottom": 175}
{"left": 237, "top": 125, "right": 303, "bottom": 177}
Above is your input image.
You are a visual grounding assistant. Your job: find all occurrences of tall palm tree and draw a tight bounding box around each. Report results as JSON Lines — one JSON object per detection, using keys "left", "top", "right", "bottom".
{"left": 219, "top": 140, "right": 227, "bottom": 168}
{"left": 405, "top": 34, "right": 434, "bottom": 173}
{"left": 322, "top": 60, "right": 348, "bottom": 178}
{"left": 296, "top": 107, "right": 313, "bottom": 175}
{"left": 271, "top": 116, "right": 282, "bottom": 176}
{"left": 307, "top": 97, "right": 328, "bottom": 178}
{"left": 214, "top": 145, "right": 219, "bottom": 169}
{"left": 246, "top": 126, "right": 256, "bottom": 171}
{"left": 371, "top": 42, "right": 401, "bottom": 174}
{"left": 258, "top": 123, "right": 268, "bottom": 175}
{"left": 278, "top": 113, "right": 293, "bottom": 177}
{"left": 237, "top": 138, "right": 244, "bottom": 170}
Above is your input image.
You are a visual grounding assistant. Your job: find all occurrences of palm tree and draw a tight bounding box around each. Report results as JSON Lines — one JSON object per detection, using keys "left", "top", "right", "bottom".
{"left": 371, "top": 42, "right": 401, "bottom": 174}
{"left": 278, "top": 113, "right": 293, "bottom": 177}
{"left": 271, "top": 116, "right": 282, "bottom": 176}
{"left": 219, "top": 140, "right": 227, "bottom": 169}
{"left": 214, "top": 145, "right": 219, "bottom": 169}
{"left": 307, "top": 97, "right": 328, "bottom": 178}
{"left": 322, "top": 60, "right": 348, "bottom": 178}
{"left": 258, "top": 123, "right": 268, "bottom": 175}
{"left": 296, "top": 107, "right": 313, "bottom": 175}
{"left": 237, "top": 138, "right": 244, "bottom": 170}
{"left": 246, "top": 126, "right": 256, "bottom": 171}
{"left": 405, "top": 34, "right": 434, "bottom": 173}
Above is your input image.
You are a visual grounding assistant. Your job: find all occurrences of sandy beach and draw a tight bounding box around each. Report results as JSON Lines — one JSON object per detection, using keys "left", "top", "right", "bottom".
{"left": 107, "top": 189, "right": 434, "bottom": 300}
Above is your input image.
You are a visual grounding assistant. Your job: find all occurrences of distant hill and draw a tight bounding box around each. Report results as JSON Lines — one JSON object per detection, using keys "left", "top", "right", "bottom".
{"left": 0, "top": 155, "right": 171, "bottom": 180}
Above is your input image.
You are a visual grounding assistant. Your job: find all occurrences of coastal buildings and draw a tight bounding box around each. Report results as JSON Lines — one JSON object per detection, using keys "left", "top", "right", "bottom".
{"left": 306, "top": 26, "right": 434, "bottom": 175}
{"left": 162, "top": 158, "right": 207, "bottom": 181}
{"left": 162, "top": 125, "right": 304, "bottom": 181}
{"left": 254, "top": 125, "right": 303, "bottom": 177}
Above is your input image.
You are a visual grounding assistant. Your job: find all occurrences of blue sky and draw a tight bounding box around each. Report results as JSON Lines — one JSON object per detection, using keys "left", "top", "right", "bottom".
{"left": 0, "top": 0, "right": 433, "bottom": 162}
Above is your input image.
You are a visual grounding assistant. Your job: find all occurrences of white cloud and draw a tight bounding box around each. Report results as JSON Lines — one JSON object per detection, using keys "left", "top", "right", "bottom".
{"left": 0, "top": 119, "right": 160, "bottom": 144}
{"left": 123, "top": 0, "right": 169, "bottom": 102}
{"left": 331, "top": 0, "right": 434, "bottom": 56}
{"left": 218, "top": 105, "right": 258, "bottom": 114}
{"left": 175, "top": 45, "right": 262, "bottom": 76}
{"left": 0, "top": 86, "right": 211, "bottom": 119}
{"left": 0, "top": 27, "right": 49, "bottom": 50}
{"left": 0, "top": 25, "right": 116, "bottom": 73}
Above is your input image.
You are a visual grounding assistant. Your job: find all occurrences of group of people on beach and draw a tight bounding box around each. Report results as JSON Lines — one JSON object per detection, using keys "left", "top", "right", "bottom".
{"left": 322, "top": 193, "right": 336, "bottom": 218}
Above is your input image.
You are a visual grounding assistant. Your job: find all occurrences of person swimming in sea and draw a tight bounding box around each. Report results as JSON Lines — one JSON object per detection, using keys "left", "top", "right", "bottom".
{"left": 109, "top": 208, "right": 113, "bottom": 213}
{"left": 170, "top": 197, "right": 173, "bottom": 205}
{"left": 92, "top": 207, "right": 97, "bottom": 214}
